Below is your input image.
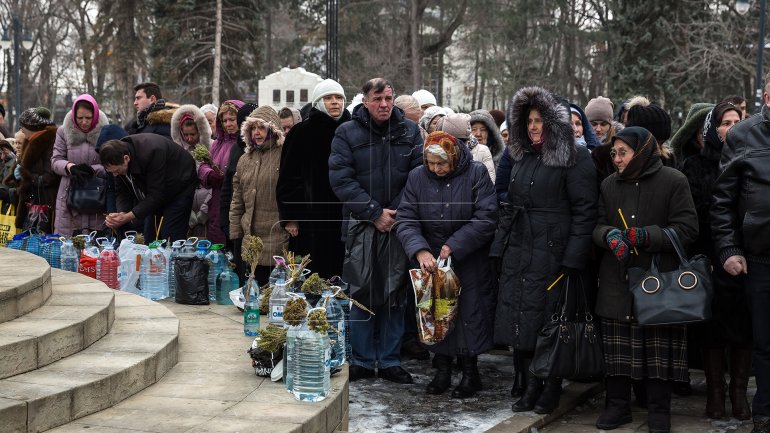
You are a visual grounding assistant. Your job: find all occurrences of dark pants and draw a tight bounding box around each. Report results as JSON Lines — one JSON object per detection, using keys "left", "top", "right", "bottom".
{"left": 745, "top": 260, "right": 770, "bottom": 417}
{"left": 143, "top": 184, "right": 195, "bottom": 243}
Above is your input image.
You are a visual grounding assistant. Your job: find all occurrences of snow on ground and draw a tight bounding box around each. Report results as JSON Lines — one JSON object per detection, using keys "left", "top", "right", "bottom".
{"left": 348, "top": 353, "right": 520, "bottom": 433}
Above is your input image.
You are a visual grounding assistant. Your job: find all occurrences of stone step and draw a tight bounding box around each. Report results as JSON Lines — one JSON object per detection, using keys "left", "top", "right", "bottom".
{"left": 0, "top": 291, "right": 179, "bottom": 433}
{"left": 0, "top": 269, "right": 115, "bottom": 380}
{"left": 0, "top": 249, "right": 52, "bottom": 324}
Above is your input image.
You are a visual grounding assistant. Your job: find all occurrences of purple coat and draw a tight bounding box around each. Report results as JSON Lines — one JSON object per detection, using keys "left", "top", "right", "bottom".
{"left": 51, "top": 94, "right": 108, "bottom": 236}
{"left": 203, "top": 100, "right": 244, "bottom": 244}
{"left": 396, "top": 144, "right": 498, "bottom": 356}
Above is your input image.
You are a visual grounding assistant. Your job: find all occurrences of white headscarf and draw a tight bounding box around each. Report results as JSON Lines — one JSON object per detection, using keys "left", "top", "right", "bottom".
{"left": 311, "top": 79, "right": 346, "bottom": 121}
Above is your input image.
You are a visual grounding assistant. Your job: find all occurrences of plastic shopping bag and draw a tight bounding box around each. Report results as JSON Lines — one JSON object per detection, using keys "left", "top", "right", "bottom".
{"left": 0, "top": 202, "right": 20, "bottom": 247}
{"left": 408, "top": 257, "right": 461, "bottom": 345}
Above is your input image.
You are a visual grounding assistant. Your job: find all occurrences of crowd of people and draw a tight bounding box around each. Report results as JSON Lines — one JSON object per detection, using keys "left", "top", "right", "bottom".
{"left": 2, "top": 73, "right": 769, "bottom": 433}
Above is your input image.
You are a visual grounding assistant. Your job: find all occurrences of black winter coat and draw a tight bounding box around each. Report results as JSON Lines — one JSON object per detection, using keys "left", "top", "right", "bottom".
{"left": 114, "top": 134, "right": 197, "bottom": 220}
{"left": 491, "top": 86, "right": 598, "bottom": 350}
{"left": 277, "top": 108, "right": 351, "bottom": 278}
{"left": 329, "top": 105, "right": 423, "bottom": 239}
{"left": 593, "top": 161, "right": 698, "bottom": 322}
{"left": 396, "top": 144, "right": 498, "bottom": 356}
{"left": 712, "top": 105, "right": 770, "bottom": 262}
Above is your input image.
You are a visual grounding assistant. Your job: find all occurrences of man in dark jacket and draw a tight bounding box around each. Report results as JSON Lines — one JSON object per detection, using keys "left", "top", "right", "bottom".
{"left": 100, "top": 134, "right": 197, "bottom": 242}
{"left": 124, "top": 83, "right": 172, "bottom": 138}
{"left": 329, "top": 78, "right": 423, "bottom": 384}
{"left": 711, "top": 73, "right": 770, "bottom": 433}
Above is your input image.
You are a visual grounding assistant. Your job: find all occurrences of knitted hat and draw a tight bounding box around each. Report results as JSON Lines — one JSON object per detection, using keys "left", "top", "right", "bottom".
{"left": 249, "top": 105, "right": 281, "bottom": 130}
{"left": 419, "top": 106, "right": 446, "bottom": 130}
{"left": 96, "top": 124, "right": 129, "bottom": 151}
{"left": 437, "top": 113, "right": 471, "bottom": 140}
{"left": 412, "top": 89, "right": 437, "bottom": 107}
{"left": 19, "top": 107, "right": 55, "bottom": 131}
{"left": 584, "top": 96, "right": 614, "bottom": 123}
{"left": 626, "top": 103, "right": 672, "bottom": 143}
{"left": 311, "top": 79, "right": 345, "bottom": 104}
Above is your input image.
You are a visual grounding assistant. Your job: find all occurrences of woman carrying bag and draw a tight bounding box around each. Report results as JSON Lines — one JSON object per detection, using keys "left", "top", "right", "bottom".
{"left": 592, "top": 126, "right": 698, "bottom": 433}
{"left": 396, "top": 131, "right": 498, "bottom": 399}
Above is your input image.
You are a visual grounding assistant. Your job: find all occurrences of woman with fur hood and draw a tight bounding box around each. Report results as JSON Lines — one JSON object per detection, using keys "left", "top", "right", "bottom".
{"left": 170, "top": 104, "right": 213, "bottom": 239}
{"left": 16, "top": 108, "right": 60, "bottom": 232}
{"left": 490, "top": 86, "right": 598, "bottom": 415}
{"left": 50, "top": 95, "right": 108, "bottom": 236}
{"left": 229, "top": 106, "right": 288, "bottom": 285}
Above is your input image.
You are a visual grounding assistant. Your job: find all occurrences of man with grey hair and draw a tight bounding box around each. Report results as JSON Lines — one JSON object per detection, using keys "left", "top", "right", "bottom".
{"left": 330, "top": 78, "right": 423, "bottom": 384}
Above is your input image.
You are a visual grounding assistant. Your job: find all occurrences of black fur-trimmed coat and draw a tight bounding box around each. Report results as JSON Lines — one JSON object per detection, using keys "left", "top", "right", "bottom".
{"left": 16, "top": 126, "right": 60, "bottom": 231}
{"left": 491, "top": 86, "right": 598, "bottom": 350}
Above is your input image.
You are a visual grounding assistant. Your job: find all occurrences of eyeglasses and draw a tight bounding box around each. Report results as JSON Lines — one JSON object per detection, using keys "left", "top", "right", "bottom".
{"left": 610, "top": 149, "right": 631, "bottom": 159}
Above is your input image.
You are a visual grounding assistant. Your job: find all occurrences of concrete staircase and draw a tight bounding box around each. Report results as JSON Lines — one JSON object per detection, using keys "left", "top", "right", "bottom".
{"left": 0, "top": 249, "right": 179, "bottom": 433}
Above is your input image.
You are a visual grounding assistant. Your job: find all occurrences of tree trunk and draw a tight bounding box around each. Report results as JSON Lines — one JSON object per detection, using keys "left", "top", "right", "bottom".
{"left": 212, "top": 0, "right": 222, "bottom": 106}
{"left": 472, "top": 45, "right": 479, "bottom": 110}
{"left": 410, "top": 0, "right": 421, "bottom": 90}
{"left": 266, "top": 7, "right": 273, "bottom": 73}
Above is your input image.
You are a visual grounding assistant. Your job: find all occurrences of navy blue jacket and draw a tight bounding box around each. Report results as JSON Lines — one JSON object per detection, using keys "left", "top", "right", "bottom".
{"left": 329, "top": 105, "right": 423, "bottom": 239}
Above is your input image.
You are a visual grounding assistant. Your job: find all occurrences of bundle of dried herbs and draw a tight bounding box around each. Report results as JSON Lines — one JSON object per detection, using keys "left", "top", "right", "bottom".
{"left": 307, "top": 308, "right": 331, "bottom": 334}
{"left": 241, "top": 235, "right": 264, "bottom": 296}
{"left": 192, "top": 145, "right": 212, "bottom": 164}
{"left": 256, "top": 324, "right": 287, "bottom": 353}
{"left": 283, "top": 297, "right": 308, "bottom": 327}
{"left": 300, "top": 272, "right": 375, "bottom": 316}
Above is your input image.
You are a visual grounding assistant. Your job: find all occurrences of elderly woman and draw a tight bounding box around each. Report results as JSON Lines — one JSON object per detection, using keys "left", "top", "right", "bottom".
{"left": 170, "top": 104, "right": 213, "bottom": 238}
{"left": 229, "top": 106, "right": 287, "bottom": 285}
{"left": 396, "top": 131, "right": 498, "bottom": 398}
{"left": 593, "top": 126, "right": 698, "bottom": 433}
{"left": 51, "top": 94, "right": 108, "bottom": 236}
{"left": 16, "top": 108, "right": 60, "bottom": 232}
{"left": 419, "top": 106, "right": 446, "bottom": 134}
{"left": 491, "top": 86, "right": 598, "bottom": 414}
{"left": 680, "top": 102, "right": 751, "bottom": 421}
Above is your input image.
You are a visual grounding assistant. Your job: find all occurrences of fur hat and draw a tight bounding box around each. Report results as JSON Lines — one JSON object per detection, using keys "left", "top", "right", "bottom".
{"left": 626, "top": 103, "right": 672, "bottom": 143}
{"left": 489, "top": 109, "right": 506, "bottom": 127}
{"left": 19, "top": 107, "right": 55, "bottom": 131}
{"left": 584, "top": 96, "right": 614, "bottom": 123}
{"left": 437, "top": 113, "right": 471, "bottom": 140}
{"left": 412, "top": 89, "right": 437, "bottom": 107}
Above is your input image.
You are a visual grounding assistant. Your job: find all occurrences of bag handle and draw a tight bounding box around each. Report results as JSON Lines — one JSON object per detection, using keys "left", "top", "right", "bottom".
{"left": 662, "top": 227, "right": 689, "bottom": 265}
{"left": 436, "top": 256, "right": 452, "bottom": 269}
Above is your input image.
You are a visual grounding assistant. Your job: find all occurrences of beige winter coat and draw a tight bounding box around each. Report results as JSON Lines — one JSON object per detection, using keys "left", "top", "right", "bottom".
{"left": 229, "top": 116, "right": 287, "bottom": 266}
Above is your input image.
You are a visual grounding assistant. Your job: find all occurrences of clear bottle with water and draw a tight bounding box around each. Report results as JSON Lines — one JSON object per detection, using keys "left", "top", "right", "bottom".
{"left": 96, "top": 239, "right": 120, "bottom": 289}
{"left": 268, "top": 279, "right": 289, "bottom": 326}
{"left": 167, "top": 240, "right": 185, "bottom": 298}
{"left": 140, "top": 241, "right": 168, "bottom": 301}
{"left": 316, "top": 290, "right": 346, "bottom": 370}
{"left": 60, "top": 237, "right": 80, "bottom": 273}
{"left": 206, "top": 244, "right": 226, "bottom": 302}
{"left": 268, "top": 256, "right": 288, "bottom": 286}
{"left": 216, "top": 263, "right": 238, "bottom": 305}
{"left": 196, "top": 240, "right": 211, "bottom": 258}
{"left": 243, "top": 277, "right": 260, "bottom": 337}
{"left": 286, "top": 311, "right": 331, "bottom": 402}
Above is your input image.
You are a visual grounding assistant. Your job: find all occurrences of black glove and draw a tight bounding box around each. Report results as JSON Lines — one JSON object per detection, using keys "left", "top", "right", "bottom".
{"left": 69, "top": 164, "right": 94, "bottom": 186}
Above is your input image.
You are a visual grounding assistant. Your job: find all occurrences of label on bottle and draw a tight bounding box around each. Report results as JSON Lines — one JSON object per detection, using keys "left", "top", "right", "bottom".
{"left": 271, "top": 305, "right": 284, "bottom": 320}
{"left": 245, "top": 310, "right": 259, "bottom": 324}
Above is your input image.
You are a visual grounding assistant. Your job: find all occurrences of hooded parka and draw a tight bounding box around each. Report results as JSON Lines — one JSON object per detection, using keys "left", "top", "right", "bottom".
{"left": 491, "top": 86, "right": 598, "bottom": 350}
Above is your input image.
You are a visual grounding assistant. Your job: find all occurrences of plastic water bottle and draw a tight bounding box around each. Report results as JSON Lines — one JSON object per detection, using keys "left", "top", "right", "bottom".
{"left": 167, "top": 240, "right": 185, "bottom": 298}
{"left": 60, "top": 238, "right": 79, "bottom": 273}
{"left": 269, "top": 279, "right": 289, "bottom": 326}
{"left": 96, "top": 240, "right": 120, "bottom": 289}
{"left": 196, "top": 240, "right": 211, "bottom": 258}
{"left": 206, "top": 244, "right": 226, "bottom": 302}
{"left": 216, "top": 263, "right": 238, "bottom": 305}
{"left": 268, "top": 256, "right": 288, "bottom": 286}
{"left": 243, "top": 277, "right": 260, "bottom": 337}
{"left": 286, "top": 316, "right": 331, "bottom": 402}
{"left": 317, "top": 290, "right": 346, "bottom": 369}
{"left": 140, "top": 241, "right": 168, "bottom": 300}
{"left": 181, "top": 237, "right": 198, "bottom": 257}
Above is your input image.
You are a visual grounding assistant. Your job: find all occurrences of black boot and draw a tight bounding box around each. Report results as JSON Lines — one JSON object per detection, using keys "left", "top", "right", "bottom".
{"left": 632, "top": 379, "right": 647, "bottom": 408}
{"left": 533, "top": 377, "right": 563, "bottom": 414}
{"left": 451, "top": 355, "right": 483, "bottom": 398}
{"left": 596, "top": 376, "right": 633, "bottom": 430}
{"left": 702, "top": 348, "right": 726, "bottom": 419}
{"left": 646, "top": 378, "right": 672, "bottom": 433}
{"left": 510, "top": 352, "right": 526, "bottom": 398}
{"left": 729, "top": 348, "right": 752, "bottom": 421}
{"left": 426, "top": 354, "right": 452, "bottom": 394}
{"left": 512, "top": 360, "right": 543, "bottom": 412}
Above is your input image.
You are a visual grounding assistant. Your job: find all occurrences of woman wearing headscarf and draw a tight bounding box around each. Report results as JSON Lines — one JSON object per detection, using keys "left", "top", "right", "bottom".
{"left": 491, "top": 86, "right": 598, "bottom": 414}
{"left": 396, "top": 131, "right": 498, "bottom": 398}
{"left": 51, "top": 94, "right": 108, "bottom": 236}
{"left": 16, "top": 108, "right": 60, "bottom": 232}
{"left": 276, "top": 79, "right": 350, "bottom": 278}
{"left": 205, "top": 99, "right": 244, "bottom": 244}
{"left": 229, "top": 106, "right": 287, "bottom": 285}
{"left": 592, "top": 127, "right": 698, "bottom": 433}
{"left": 680, "top": 102, "right": 751, "bottom": 421}
{"left": 170, "top": 104, "right": 213, "bottom": 238}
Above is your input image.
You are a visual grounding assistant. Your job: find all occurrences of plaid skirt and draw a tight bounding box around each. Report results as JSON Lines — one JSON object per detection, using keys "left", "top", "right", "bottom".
{"left": 600, "top": 317, "right": 688, "bottom": 381}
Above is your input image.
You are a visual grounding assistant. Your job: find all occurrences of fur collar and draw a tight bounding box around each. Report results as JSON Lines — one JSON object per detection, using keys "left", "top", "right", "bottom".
{"left": 62, "top": 109, "right": 108, "bottom": 146}
{"left": 22, "top": 126, "right": 57, "bottom": 167}
{"left": 147, "top": 107, "right": 177, "bottom": 126}
{"left": 506, "top": 86, "right": 576, "bottom": 168}
{"left": 170, "top": 104, "right": 212, "bottom": 149}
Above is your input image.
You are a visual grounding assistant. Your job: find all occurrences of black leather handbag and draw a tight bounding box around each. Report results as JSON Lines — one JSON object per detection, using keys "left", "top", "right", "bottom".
{"left": 627, "top": 227, "right": 713, "bottom": 326}
{"left": 530, "top": 275, "right": 604, "bottom": 381}
{"left": 67, "top": 176, "right": 107, "bottom": 214}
